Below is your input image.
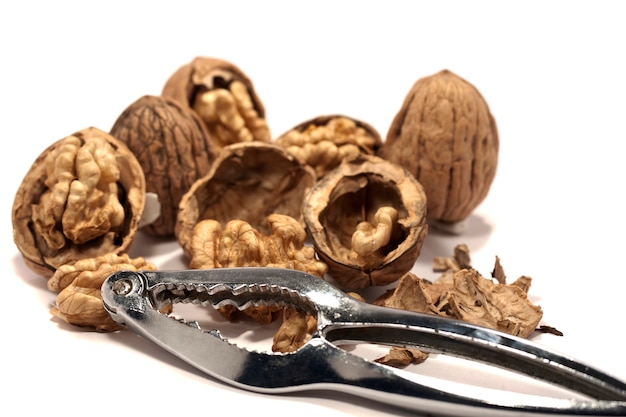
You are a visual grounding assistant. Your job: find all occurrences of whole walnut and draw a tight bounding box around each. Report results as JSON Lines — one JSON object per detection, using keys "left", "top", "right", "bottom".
{"left": 110, "top": 95, "right": 217, "bottom": 236}
{"left": 12, "top": 127, "right": 145, "bottom": 278}
{"left": 303, "top": 154, "right": 428, "bottom": 290}
{"left": 379, "top": 70, "right": 499, "bottom": 230}
{"left": 162, "top": 56, "right": 271, "bottom": 152}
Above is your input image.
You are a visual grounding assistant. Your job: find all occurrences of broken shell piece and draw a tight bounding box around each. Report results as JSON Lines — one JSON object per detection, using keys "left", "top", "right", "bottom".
{"left": 175, "top": 142, "right": 315, "bottom": 257}
{"left": 303, "top": 154, "right": 428, "bottom": 290}
{"left": 12, "top": 127, "right": 145, "bottom": 278}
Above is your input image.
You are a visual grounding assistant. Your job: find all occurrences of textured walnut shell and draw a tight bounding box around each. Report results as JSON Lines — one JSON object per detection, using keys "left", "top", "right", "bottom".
{"left": 176, "top": 142, "right": 315, "bottom": 257}
{"left": 303, "top": 154, "right": 428, "bottom": 290}
{"left": 275, "top": 114, "right": 383, "bottom": 178}
{"left": 110, "top": 95, "right": 216, "bottom": 236}
{"left": 162, "top": 56, "right": 270, "bottom": 147}
{"left": 12, "top": 127, "right": 145, "bottom": 278}
{"left": 379, "top": 69, "right": 498, "bottom": 226}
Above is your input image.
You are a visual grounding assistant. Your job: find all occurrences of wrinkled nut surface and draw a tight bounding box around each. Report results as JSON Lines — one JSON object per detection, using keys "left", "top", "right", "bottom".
{"left": 274, "top": 115, "right": 382, "bottom": 178}
{"left": 110, "top": 95, "right": 216, "bottom": 236}
{"left": 380, "top": 69, "right": 499, "bottom": 226}
{"left": 303, "top": 154, "right": 428, "bottom": 290}
{"left": 187, "top": 213, "right": 327, "bottom": 348}
{"left": 48, "top": 253, "right": 157, "bottom": 332}
{"left": 162, "top": 56, "right": 271, "bottom": 151}
{"left": 176, "top": 142, "right": 316, "bottom": 257}
{"left": 12, "top": 127, "right": 145, "bottom": 278}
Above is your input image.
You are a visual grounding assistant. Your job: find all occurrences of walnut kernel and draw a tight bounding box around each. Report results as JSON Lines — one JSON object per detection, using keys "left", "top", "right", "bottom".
{"left": 12, "top": 127, "right": 145, "bottom": 278}
{"left": 162, "top": 56, "right": 271, "bottom": 151}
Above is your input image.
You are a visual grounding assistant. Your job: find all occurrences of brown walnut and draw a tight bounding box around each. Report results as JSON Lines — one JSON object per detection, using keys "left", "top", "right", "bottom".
{"left": 303, "top": 154, "right": 428, "bottom": 290}
{"left": 12, "top": 127, "right": 145, "bottom": 278}
{"left": 162, "top": 56, "right": 271, "bottom": 151}
{"left": 110, "top": 95, "right": 217, "bottom": 236}
{"left": 176, "top": 142, "right": 316, "bottom": 257}
{"left": 274, "top": 114, "right": 382, "bottom": 178}
{"left": 379, "top": 70, "right": 499, "bottom": 229}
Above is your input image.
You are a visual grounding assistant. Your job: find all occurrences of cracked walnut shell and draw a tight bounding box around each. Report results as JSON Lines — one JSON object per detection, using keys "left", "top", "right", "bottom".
{"left": 110, "top": 95, "right": 217, "bottom": 236}
{"left": 303, "top": 154, "right": 428, "bottom": 290}
{"left": 12, "top": 127, "right": 145, "bottom": 278}
{"left": 274, "top": 114, "right": 382, "bottom": 178}
{"left": 379, "top": 70, "right": 499, "bottom": 227}
{"left": 176, "top": 142, "right": 316, "bottom": 257}
{"left": 162, "top": 56, "right": 271, "bottom": 151}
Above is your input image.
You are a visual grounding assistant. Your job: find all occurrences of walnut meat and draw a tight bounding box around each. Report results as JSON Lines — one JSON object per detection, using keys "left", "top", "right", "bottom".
{"left": 176, "top": 142, "right": 315, "bottom": 257}
{"left": 47, "top": 252, "right": 156, "bottom": 332}
{"left": 379, "top": 70, "right": 499, "bottom": 229}
{"left": 12, "top": 127, "right": 145, "bottom": 278}
{"left": 303, "top": 154, "right": 428, "bottom": 290}
{"left": 162, "top": 56, "right": 271, "bottom": 151}
{"left": 274, "top": 115, "right": 382, "bottom": 178}
{"left": 110, "top": 95, "right": 217, "bottom": 236}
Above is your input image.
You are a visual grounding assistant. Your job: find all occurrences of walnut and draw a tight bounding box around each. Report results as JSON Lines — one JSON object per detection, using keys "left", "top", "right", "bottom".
{"left": 303, "top": 154, "right": 428, "bottom": 290}
{"left": 110, "top": 95, "right": 217, "bottom": 236}
{"left": 48, "top": 253, "right": 157, "bottom": 332}
{"left": 162, "top": 56, "right": 271, "bottom": 151}
{"left": 274, "top": 115, "right": 382, "bottom": 178}
{"left": 379, "top": 70, "right": 499, "bottom": 231}
{"left": 188, "top": 214, "right": 327, "bottom": 278}
{"left": 12, "top": 127, "right": 145, "bottom": 278}
{"left": 188, "top": 213, "right": 327, "bottom": 330}
{"left": 176, "top": 142, "right": 316, "bottom": 257}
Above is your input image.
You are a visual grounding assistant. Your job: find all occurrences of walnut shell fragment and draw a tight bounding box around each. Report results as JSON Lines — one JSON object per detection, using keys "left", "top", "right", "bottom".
{"left": 110, "top": 95, "right": 216, "bottom": 236}
{"left": 12, "top": 127, "right": 145, "bottom": 278}
{"left": 176, "top": 142, "right": 316, "bottom": 257}
{"left": 303, "top": 154, "right": 428, "bottom": 290}
{"left": 379, "top": 70, "right": 499, "bottom": 229}
{"left": 274, "top": 114, "right": 382, "bottom": 178}
{"left": 162, "top": 56, "right": 271, "bottom": 151}
{"left": 48, "top": 253, "right": 157, "bottom": 332}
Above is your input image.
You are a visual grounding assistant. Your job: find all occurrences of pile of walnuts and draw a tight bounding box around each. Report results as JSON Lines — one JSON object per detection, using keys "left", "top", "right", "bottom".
{"left": 13, "top": 56, "right": 543, "bottom": 363}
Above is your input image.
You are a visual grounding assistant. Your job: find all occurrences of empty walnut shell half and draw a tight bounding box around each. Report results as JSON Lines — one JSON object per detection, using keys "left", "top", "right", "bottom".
{"left": 12, "top": 127, "right": 145, "bottom": 278}
{"left": 162, "top": 56, "right": 271, "bottom": 151}
{"left": 110, "top": 95, "right": 216, "bottom": 236}
{"left": 274, "top": 114, "right": 382, "bottom": 178}
{"left": 303, "top": 154, "right": 428, "bottom": 290}
{"left": 175, "top": 142, "right": 315, "bottom": 258}
{"left": 379, "top": 69, "right": 499, "bottom": 229}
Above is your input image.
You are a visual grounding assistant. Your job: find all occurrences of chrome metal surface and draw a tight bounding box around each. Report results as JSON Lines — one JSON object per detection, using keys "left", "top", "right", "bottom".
{"left": 101, "top": 268, "right": 626, "bottom": 416}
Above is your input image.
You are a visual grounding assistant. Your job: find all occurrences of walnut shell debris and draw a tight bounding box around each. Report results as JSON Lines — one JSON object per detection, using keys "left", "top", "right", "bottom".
{"left": 274, "top": 115, "right": 382, "bottom": 178}
{"left": 162, "top": 56, "right": 271, "bottom": 151}
{"left": 176, "top": 142, "right": 316, "bottom": 257}
{"left": 12, "top": 127, "right": 145, "bottom": 278}
{"left": 110, "top": 95, "right": 217, "bottom": 236}
{"left": 48, "top": 253, "right": 157, "bottom": 332}
{"left": 303, "top": 154, "right": 428, "bottom": 290}
{"left": 379, "top": 69, "right": 499, "bottom": 229}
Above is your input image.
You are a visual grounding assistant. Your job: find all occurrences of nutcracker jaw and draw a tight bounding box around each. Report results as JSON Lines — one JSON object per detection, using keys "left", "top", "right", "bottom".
{"left": 102, "top": 267, "right": 626, "bottom": 416}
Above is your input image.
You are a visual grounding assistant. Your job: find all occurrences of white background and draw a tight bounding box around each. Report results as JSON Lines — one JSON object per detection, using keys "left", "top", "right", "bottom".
{"left": 2, "top": 1, "right": 625, "bottom": 416}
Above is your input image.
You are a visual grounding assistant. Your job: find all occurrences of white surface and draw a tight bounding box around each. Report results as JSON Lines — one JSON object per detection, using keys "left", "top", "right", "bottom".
{"left": 2, "top": 1, "right": 626, "bottom": 416}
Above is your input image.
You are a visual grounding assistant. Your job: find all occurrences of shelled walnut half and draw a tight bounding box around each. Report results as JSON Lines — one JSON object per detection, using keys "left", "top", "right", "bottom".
{"left": 162, "top": 56, "right": 271, "bottom": 151}
{"left": 12, "top": 127, "right": 145, "bottom": 278}
{"left": 274, "top": 115, "right": 382, "bottom": 178}
{"left": 303, "top": 154, "right": 428, "bottom": 290}
{"left": 110, "top": 95, "right": 217, "bottom": 236}
{"left": 176, "top": 142, "right": 316, "bottom": 257}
